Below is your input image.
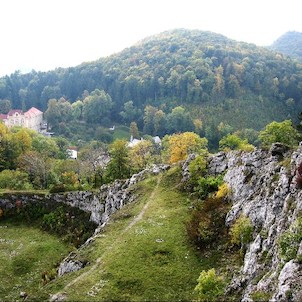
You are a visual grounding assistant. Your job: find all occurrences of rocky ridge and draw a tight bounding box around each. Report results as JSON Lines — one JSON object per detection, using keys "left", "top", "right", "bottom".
{"left": 56, "top": 164, "right": 169, "bottom": 276}
{"left": 183, "top": 143, "right": 302, "bottom": 301}
{"left": 0, "top": 164, "right": 170, "bottom": 278}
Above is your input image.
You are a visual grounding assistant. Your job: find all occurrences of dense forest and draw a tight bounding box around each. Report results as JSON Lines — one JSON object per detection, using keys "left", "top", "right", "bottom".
{"left": 1, "top": 29, "right": 302, "bottom": 147}
{"left": 271, "top": 31, "right": 302, "bottom": 61}
{"left": 1, "top": 29, "right": 302, "bottom": 301}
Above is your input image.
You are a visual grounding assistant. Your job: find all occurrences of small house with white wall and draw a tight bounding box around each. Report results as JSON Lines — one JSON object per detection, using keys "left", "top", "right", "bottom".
{"left": 67, "top": 147, "right": 78, "bottom": 159}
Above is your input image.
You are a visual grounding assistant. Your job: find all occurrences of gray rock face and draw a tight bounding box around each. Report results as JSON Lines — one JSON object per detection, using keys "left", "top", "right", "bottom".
{"left": 183, "top": 144, "right": 302, "bottom": 301}
{"left": 0, "top": 164, "right": 170, "bottom": 228}
{"left": 58, "top": 259, "right": 87, "bottom": 276}
{"left": 272, "top": 260, "right": 301, "bottom": 302}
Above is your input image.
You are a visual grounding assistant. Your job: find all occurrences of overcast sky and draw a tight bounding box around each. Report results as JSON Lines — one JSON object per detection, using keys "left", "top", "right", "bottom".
{"left": 0, "top": 0, "right": 301, "bottom": 77}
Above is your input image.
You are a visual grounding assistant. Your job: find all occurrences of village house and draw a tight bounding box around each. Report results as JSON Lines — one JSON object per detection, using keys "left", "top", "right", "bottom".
{"left": 67, "top": 147, "right": 78, "bottom": 159}
{"left": 0, "top": 107, "right": 43, "bottom": 132}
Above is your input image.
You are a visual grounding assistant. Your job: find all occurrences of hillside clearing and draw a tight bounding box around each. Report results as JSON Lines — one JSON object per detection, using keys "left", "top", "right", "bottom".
{"left": 39, "top": 168, "right": 238, "bottom": 301}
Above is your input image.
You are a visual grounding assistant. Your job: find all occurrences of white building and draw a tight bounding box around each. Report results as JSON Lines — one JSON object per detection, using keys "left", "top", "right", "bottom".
{"left": 0, "top": 107, "right": 43, "bottom": 132}
{"left": 67, "top": 147, "right": 78, "bottom": 159}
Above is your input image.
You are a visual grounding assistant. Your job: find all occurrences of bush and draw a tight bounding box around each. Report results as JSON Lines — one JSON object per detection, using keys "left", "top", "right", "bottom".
{"left": 194, "top": 269, "right": 225, "bottom": 302}
{"left": 188, "top": 155, "right": 207, "bottom": 183}
{"left": 229, "top": 215, "right": 253, "bottom": 248}
{"left": 215, "top": 183, "right": 230, "bottom": 199}
{"left": 278, "top": 217, "right": 302, "bottom": 262}
{"left": 195, "top": 175, "right": 224, "bottom": 200}
{"left": 0, "top": 169, "right": 33, "bottom": 190}
{"left": 295, "top": 162, "right": 302, "bottom": 189}
{"left": 41, "top": 205, "right": 97, "bottom": 246}
{"left": 250, "top": 291, "right": 271, "bottom": 301}
{"left": 49, "top": 183, "right": 67, "bottom": 193}
{"left": 186, "top": 195, "right": 229, "bottom": 247}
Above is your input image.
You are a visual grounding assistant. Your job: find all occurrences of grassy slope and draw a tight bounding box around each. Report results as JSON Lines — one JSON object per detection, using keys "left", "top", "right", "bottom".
{"left": 0, "top": 167, "right": 240, "bottom": 301}
{"left": 112, "top": 125, "right": 131, "bottom": 141}
{"left": 32, "top": 167, "right": 239, "bottom": 302}
{"left": 0, "top": 222, "right": 72, "bottom": 301}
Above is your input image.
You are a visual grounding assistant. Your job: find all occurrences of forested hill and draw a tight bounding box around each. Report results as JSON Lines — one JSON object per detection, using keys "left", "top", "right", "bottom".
{"left": 270, "top": 31, "right": 302, "bottom": 60}
{"left": 1, "top": 29, "right": 302, "bottom": 134}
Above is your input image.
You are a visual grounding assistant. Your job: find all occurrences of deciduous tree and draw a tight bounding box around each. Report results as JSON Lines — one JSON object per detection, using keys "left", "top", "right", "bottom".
{"left": 82, "top": 89, "right": 113, "bottom": 124}
{"left": 219, "top": 133, "right": 254, "bottom": 151}
{"left": 130, "top": 121, "right": 139, "bottom": 139}
{"left": 0, "top": 99, "right": 11, "bottom": 114}
{"left": 259, "top": 120, "right": 300, "bottom": 148}
{"left": 106, "top": 139, "right": 130, "bottom": 181}
{"left": 166, "top": 132, "right": 208, "bottom": 164}
{"left": 129, "top": 140, "right": 153, "bottom": 172}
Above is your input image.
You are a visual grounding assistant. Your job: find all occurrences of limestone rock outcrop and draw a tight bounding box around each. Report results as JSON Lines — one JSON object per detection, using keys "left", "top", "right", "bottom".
{"left": 182, "top": 143, "right": 302, "bottom": 301}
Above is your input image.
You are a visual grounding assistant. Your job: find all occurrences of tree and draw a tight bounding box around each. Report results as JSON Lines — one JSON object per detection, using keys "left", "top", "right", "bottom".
{"left": 59, "top": 171, "right": 80, "bottom": 191}
{"left": 71, "top": 100, "right": 84, "bottom": 120}
{"left": 165, "top": 132, "right": 208, "bottom": 164}
{"left": 0, "top": 131, "right": 19, "bottom": 170}
{"left": 41, "top": 85, "right": 61, "bottom": 103}
{"left": 31, "top": 134, "right": 60, "bottom": 158}
{"left": 79, "top": 143, "right": 109, "bottom": 187}
{"left": 217, "top": 122, "right": 233, "bottom": 137}
{"left": 13, "top": 128, "right": 32, "bottom": 154}
{"left": 44, "top": 98, "right": 60, "bottom": 128}
{"left": 0, "top": 99, "right": 12, "bottom": 114}
{"left": 219, "top": 134, "right": 254, "bottom": 151}
{"left": 18, "top": 151, "right": 50, "bottom": 189}
{"left": 129, "top": 140, "right": 153, "bottom": 172}
{"left": 0, "top": 124, "right": 13, "bottom": 170}
{"left": 106, "top": 139, "right": 130, "bottom": 181}
{"left": 234, "top": 128, "right": 259, "bottom": 147}
{"left": 166, "top": 106, "right": 194, "bottom": 134}
{"left": 193, "top": 118, "right": 203, "bottom": 135}
{"left": 143, "top": 105, "right": 159, "bottom": 135}
{"left": 54, "top": 136, "right": 70, "bottom": 159}
{"left": 0, "top": 169, "right": 32, "bottom": 190}
{"left": 212, "top": 65, "right": 225, "bottom": 97}
{"left": 259, "top": 120, "right": 300, "bottom": 148}
{"left": 130, "top": 121, "right": 139, "bottom": 139}
{"left": 226, "top": 74, "right": 240, "bottom": 97}
{"left": 82, "top": 89, "right": 113, "bottom": 124}
{"left": 120, "top": 100, "right": 141, "bottom": 124}
{"left": 44, "top": 98, "right": 73, "bottom": 129}
{"left": 188, "top": 155, "right": 207, "bottom": 187}
{"left": 153, "top": 109, "right": 166, "bottom": 137}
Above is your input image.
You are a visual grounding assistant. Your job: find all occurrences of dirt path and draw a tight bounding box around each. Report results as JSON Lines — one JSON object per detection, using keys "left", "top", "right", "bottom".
{"left": 50, "top": 174, "right": 162, "bottom": 301}
{"left": 124, "top": 174, "right": 161, "bottom": 231}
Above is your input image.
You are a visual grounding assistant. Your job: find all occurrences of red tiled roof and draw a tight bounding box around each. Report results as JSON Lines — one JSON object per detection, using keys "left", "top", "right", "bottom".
{"left": 67, "top": 146, "right": 78, "bottom": 151}
{"left": 7, "top": 109, "right": 23, "bottom": 116}
{"left": 0, "top": 113, "right": 7, "bottom": 120}
{"left": 24, "top": 107, "right": 43, "bottom": 118}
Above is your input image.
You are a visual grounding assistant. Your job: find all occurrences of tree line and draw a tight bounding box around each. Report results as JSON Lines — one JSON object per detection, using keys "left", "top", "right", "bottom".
{"left": 0, "top": 117, "right": 300, "bottom": 192}
{"left": 0, "top": 29, "right": 301, "bottom": 142}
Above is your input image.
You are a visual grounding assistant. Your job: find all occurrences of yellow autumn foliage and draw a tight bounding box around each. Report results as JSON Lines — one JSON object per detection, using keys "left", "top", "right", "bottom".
{"left": 168, "top": 132, "right": 208, "bottom": 164}
{"left": 215, "top": 183, "right": 230, "bottom": 199}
